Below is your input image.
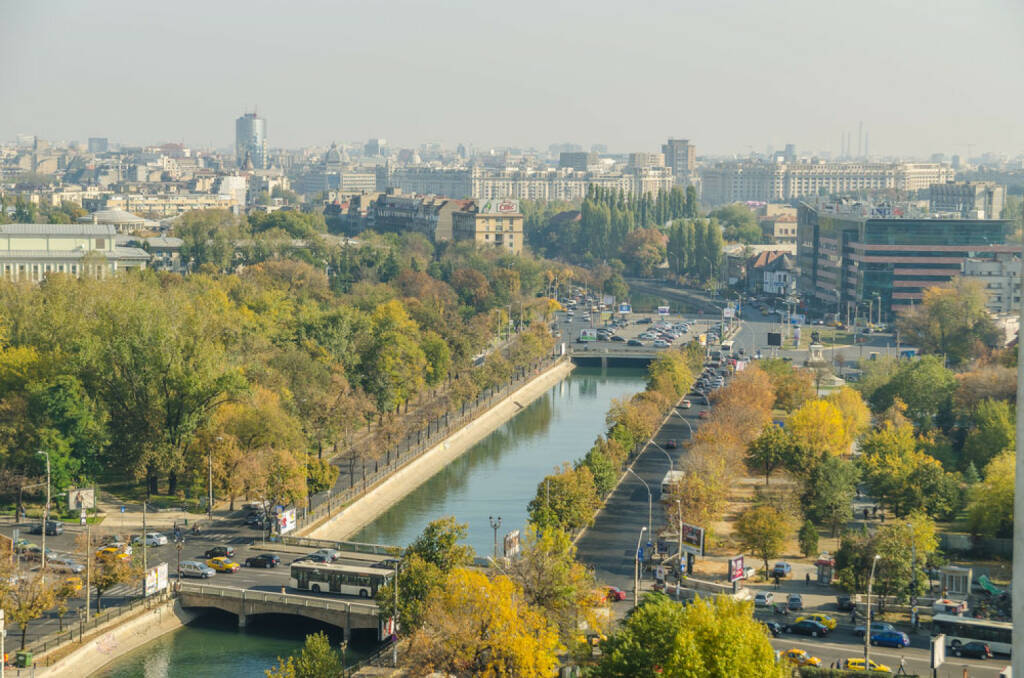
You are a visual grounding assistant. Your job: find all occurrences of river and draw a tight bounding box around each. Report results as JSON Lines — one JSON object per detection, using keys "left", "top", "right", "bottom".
{"left": 94, "top": 365, "right": 647, "bottom": 676}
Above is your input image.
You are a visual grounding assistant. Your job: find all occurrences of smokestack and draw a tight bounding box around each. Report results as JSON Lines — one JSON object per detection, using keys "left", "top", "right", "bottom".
{"left": 858, "top": 121, "right": 863, "bottom": 158}
{"left": 865, "top": 132, "right": 869, "bottom": 160}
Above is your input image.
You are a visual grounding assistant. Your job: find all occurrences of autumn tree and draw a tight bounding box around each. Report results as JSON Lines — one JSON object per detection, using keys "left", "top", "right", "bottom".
{"left": 735, "top": 504, "right": 791, "bottom": 577}
{"left": 92, "top": 552, "right": 138, "bottom": 612}
{"left": 528, "top": 463, "right": 600, "bottom": 534}
{"left": 265, "top": 631, "right": 345, "bottom": 678}
{"left": 2, "top": 574, "right": 56, "bottom": 649}
{"left": 786, "top": 399, "right": 847, "bottom": 458}
{"left": 759, "top": 358, "right": 814, "bottom": 412}
{"left": 968, "top": 451, "right": 1014, "bottom": 537}
{"left": 826, "top": 387, "right": 871, "bottom": 448}
{"left": 868, "top": 355, "right": 956, "bottom": 431}
{"left": 898, "top": 277, "right": 1002, "bottom": 366}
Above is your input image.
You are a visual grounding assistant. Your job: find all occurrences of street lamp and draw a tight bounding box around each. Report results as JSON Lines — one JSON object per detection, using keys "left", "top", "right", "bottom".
{"left": 633, "top": 526, "right": 647, "bottom": 608}
{"left": 864, "top": 554, "right": 882, "bottom": 668}
{"left": 648, "top": 440, "right": 673, "bottom": 472}
{"left": 670, "top": 408, "right": 694, "bottom": 439}
{"left": 625, "top": 468, "right": 652, "bottom": 540}
{"left": 37, "top": 450, "right": 50, "bottom": 571}
{"left": 209, "top": 437, "right": 221, "bottom": 522}
{"left": 488, "top": 516, "right": 502, "bottom": 560}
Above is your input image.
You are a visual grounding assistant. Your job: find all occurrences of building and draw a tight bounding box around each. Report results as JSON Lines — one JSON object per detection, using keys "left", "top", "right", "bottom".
{"left": 628, "top": 152, "right": 665, "bottom": 169}
{"left": 760, "top": 214, "right": 798, "bottom": 245}
{"left": 452, "top": 199, "right": 524, "bottom": 254}
{"left": 929, "top": 181, "right": 1005, "bottom": 219}
{"left": 558, "top": 152, "right": 599, "bottom": 172}
{"left": 0, "top": 224, "right": 149, "bottom": 282}
{"left": 662, "top": 139, "right": 696, "bottom": 184}
{"left": 77, "top": 208, "right": 156, "bottom": 233}
{"left": 364, "top": 138, "right": 387, "bottom": 157}
{"left": 372, "top": 193, "right": 469, "bottom": 242}
{"left": 235, "top": 112, "right": 267, "bottom": 169}
{"left": 962, "top": 253, "right": 1021, "bottom": 314}
{"left": 87, "top": 137, "right": 109, "bottom": 153}
{"left": 746, "top": 251, "right": 797, "bottom": 296}
{"left": 797, "top": 201, "right": 1012, "bottom": 321}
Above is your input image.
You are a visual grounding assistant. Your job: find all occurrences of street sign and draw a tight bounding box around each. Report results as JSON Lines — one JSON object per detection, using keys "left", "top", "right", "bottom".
{"left": 120, "top": 506, "right": 125, "bottom": 513}
{"left": 930, "top": 633, "right": 945, "bottom": 669}
{"left": 679, "top": 523, "right": 705, "bottom": 557}
{"left": 637, "top": 547, "right": 644, "bottom": 562}
{"left": 657, "top": 305, "right": 669, "bottom": 316}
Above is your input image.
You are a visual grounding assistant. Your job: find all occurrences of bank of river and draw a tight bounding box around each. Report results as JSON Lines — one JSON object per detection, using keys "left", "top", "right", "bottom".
{"left": 352, "top": 366, "right": 647, "bottom": 555}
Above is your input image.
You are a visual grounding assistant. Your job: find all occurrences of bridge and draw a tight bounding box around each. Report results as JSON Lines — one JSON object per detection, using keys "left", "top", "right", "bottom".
{"left": 178, "top": 583, "right": 381, "bottom": 640}
{"left": 568, "top": 344, "right": 662, "bottom": 367}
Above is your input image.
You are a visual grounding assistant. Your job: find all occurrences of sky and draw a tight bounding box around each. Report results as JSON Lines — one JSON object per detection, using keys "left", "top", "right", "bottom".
{"left": 2, "top": 0, "right": 1022, "bottom": 158}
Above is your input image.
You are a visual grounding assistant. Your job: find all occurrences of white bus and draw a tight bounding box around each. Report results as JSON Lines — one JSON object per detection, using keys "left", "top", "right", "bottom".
{"left": 661, "top": 470, "right": 685, "bottom": 495}
{"left": 289, "top": 562, "right": 393, "bottom": 598}
{"left": 932, "top": 613, "right": 1012, "bottom": 656}
{"left": 720, "top": 340, "right": 734, "bottom": 354}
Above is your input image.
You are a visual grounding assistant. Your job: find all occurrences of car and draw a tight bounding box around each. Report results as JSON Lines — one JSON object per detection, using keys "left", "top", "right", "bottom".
{"left": 763, "top": 621, "right": 783, "bottom": 637}
{"left": 96, "top": 546, "right": 130, "bottom": 560}
{"left": 29, "top": 520, "right": 64, "bottom": 536}
{"left": 14, "top": 539, "right": 38, "bottom": 553}
{"left": 871, "top": 630, "right": 910, "bottom": 648}
{"left": 206, "top": 556, "right": 240, "bottom": 573}
{"left": 246, "top": 513, "right": 267, "bottom": 526}
{"left": 698, "top": 410, "right": 710, "bottom": 419}
{"left": 293, "top": 553, "right": 330, "bottom": 564}
{"left": 781, "top": 648, "right": 821, "bottom": 667}
{"left": 842, "top": 658, "right": 891, "bottom": 673}
{"left": 665, "top": 439, "right": 678, "bottom": 449}
{"left": 679, "top": 399, "right": 692, "bottom": 409}
{"left": 743, "top": 566, "right": 756, "bottom": 580}
{"left": 311, "top": 548, "right": 341, "bottom": 562}
{"left": 836, "top": 594, "right": 854, "bottom": 611}
{"left": 609, "top": 335, "right": 625, "bottom": 343}
{"left": 244, "top": 553, "right": 281, "bottom": 568}
{"left": 754, "top": 591, "right": 774, "bottom": 606}
{"left": 204, "top": 546, "right": 235, "bottom": 559}
{"left": 49, "top": 557, "right": 85, "bottom": 574}
{"left": 63, "top": 576, "right": 83, "bottom": 593}
{"left": 636, "top": 318, "right": 652, "bottom": 324}
{"left": 603, "top": 585, "right": 627, "bottom": 602}
{"left": 179, "top": 560, "right": 216, "bottom": 578}
{"left": 653, "top": 340, "right": 670, "bottom": 348}
{"left": 950, "top": 641, "right": 993, "bottom": 659}
{"left": 795, "top": 613, "right": 837, "bottom": 631}
{"left": 854, "top": 621, "right": 895, "bottom": 638}
{"left": 132, "top": 532, "right": 168, "bottom": 547}
{"left": 786, "top": 620, "right": 829, "bottom": 638}
{"left": 771, "top": 561, "right": 792, "bottom": 578}
{"left": 627, "top": 339, "right": 644, "bottom": 347}
{"left": 787, "top": 593, "right": 803, "bottom": 611}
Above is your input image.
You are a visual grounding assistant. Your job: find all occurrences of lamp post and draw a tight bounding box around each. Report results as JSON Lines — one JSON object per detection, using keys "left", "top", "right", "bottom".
{"left": 37, "top": 450, "right": 50, "bottom": 571}
{"left": 648, "top": 440, "right": 673, "bottom": 472}
{"left": 488, "top": 516, "right": 502, "bottom": 560}
{"left": 633, "top": 526, "right": 647, "bottom": 608}
{"left": 670, "top": 409, "right": 694, "bottom": 439}
{"left": 864, "top": 554, "right": 882, "bottom": 668}
{"left": 209, "top": 436, "right": 221, "bottom": 522}
{"left": 625, "top": 468, "right": 652, "bottom": 540}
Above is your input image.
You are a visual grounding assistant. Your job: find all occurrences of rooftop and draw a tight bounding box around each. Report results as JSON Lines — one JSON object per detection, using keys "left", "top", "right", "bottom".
{"left": 0, "top": 223, "right": 117, "bottom": 236}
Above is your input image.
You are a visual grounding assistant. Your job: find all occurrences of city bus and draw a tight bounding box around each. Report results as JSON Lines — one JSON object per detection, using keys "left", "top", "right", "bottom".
{"left": 289, "top": 562, "right": 393, "bottom": 598}
{"left": 931, "top": 613, "right": 1012, "bottom": 656}
{"left": 720, "top": 340, "right": 734, "bottom": 354}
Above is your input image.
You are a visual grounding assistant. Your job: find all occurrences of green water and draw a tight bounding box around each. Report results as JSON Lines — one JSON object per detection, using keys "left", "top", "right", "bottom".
{"left": 93, "top": 612, "right": 372, "bottom": 677}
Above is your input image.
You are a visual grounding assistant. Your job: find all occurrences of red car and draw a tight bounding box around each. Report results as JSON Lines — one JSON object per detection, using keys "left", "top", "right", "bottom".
{"left": 603, "top": 586, "right": 627, "bottom": 602}
{"left": 698, "top": 410, "right": 710, "bottom": 419}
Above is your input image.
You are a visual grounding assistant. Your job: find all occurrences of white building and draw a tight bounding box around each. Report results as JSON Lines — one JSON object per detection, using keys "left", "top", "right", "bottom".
{"left": 962, "top": 253, "right": 1021, "bottom": 314}
{"left": 0, "top": 224, "right": 149, "bottom": 282}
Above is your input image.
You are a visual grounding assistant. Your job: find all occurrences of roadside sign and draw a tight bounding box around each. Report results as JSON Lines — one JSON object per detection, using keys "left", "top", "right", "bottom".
{"left": 930, "top": 633, "right": 945, "bottom": 669}
{"left": 679, "top": 523, "right": 705, "bottom": 557}
{"left": 120, "top": 506, "right": 125, "bottom": 513}
{"left": 637, "top": 547, "right": 644, "bottom": 562}
{"left": 657, "top": 305, "right": 670, "bottom": 316}
{"left": 619, "top": 303, "right": 631, "bottom": 313}
{"left": 728, "top": 555, "right": 745, "bottom": 583}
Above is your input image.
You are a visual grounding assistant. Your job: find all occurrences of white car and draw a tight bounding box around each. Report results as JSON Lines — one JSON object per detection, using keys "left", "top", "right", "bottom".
{"left": 653, "top": 340, "right": 670, "bottom": 348}
{"left": 133, "top": 532, "right": 168, "bottom": 547}
{"left": 312, "top": 548, "right": 341, "bottom": 562}
{"left": 754, "top": 591, "right": 774, "bottom": 606}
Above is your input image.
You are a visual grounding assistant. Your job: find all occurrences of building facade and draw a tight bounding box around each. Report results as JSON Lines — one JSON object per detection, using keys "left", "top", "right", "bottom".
{"left": 452, "top": 199, "right": 524, "bottom": 254}
{"left": 929, "top": 181, "right": 1005, "bottom": 219}
{"left": 962, "top": 253, "right": 1021, "bottom": 314}
{"left": 235, "top": 112, "right": 267, "bottom": 169}
{"left": 662, "top": 139, "right": 696, "bottom": 184}
{"left": 0, "top": 224, "right": 149, "bottom": 282}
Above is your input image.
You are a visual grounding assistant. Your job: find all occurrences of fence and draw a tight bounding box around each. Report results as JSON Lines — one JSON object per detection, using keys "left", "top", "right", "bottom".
{"left": 292, "top": 353, "right": 568, "bottom": 535}
{"left": 178, "top": 582, "right": 377, "bottom": 615}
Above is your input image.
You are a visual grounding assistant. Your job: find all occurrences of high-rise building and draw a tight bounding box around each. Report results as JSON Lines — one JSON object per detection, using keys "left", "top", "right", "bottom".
{"left": 558, "top": 152, "right": 599, "bottom": 172}
{"left": 661, "top": 138, "right": 696, "bottom": 184}
{"left": 929, "top": 181, "right": 1005, "bottom": 219}
{"left": 235, "top": 112, "right": 267, "bottom": 169}
{"left": 88, "top": 137, "right": 109, "bottom": 153}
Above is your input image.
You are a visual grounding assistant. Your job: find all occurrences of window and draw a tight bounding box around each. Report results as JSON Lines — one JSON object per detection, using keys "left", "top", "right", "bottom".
{"left": 96, "top": 238, "right": 106, "bottom": 249}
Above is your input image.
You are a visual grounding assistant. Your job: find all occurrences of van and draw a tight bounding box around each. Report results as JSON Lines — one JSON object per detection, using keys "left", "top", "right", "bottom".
{"left": 179, "top": 560, "right": 216, "bottom": 579}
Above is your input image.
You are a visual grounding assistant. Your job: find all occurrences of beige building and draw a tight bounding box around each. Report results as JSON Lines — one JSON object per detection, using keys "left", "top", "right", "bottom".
{"left": 0, "top": 224, "right": 149, "bottom": 282}
{"left": 962, "top": 253, "right": 1021, "bottom": 314}
{"left": 452, "top": 199, "right": 524, "bottom": 254}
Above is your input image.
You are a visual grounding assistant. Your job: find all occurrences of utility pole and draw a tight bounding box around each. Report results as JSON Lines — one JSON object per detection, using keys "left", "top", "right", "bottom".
{"left": 865, "top": 554, "right": 881, "bottom": 669}
{"left": 37, "top": 450, "right": 50, "bottom": 571}
{"left": 1012, "top": 251, "right": 1024, "bottom": 677}
{"left": 488, "top": 516, "right": 502, "bottom": 561}
{"left": 142, "top": 499, "right": 147, "bottom": 574}
{"left": 84, "top": 523, "right": 91, "bottom": 616}
{"left": 392, "top": 561, "right": 400, "bottom": 667}
{"left": 208, "top": 445, "right": 214, "bottom": 522}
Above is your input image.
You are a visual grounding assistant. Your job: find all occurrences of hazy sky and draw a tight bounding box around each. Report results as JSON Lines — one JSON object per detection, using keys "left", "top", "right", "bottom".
{"left": 2, "top": 0, "right": 1021, "bottom": 157}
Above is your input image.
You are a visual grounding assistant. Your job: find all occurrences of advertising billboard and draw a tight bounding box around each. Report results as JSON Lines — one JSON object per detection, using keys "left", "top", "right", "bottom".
{"left": 503, "top": 530, "right": 521, "bottom": 558}
{"left": 657, "top": 305, "right": 670, "bottom": 316}
{"left": 766, "top": 332, "right": 782, "bottom": 347}
{"left": 722, "top": 307, "right": 735, "bottom": 319}
{"left": 679, "top": 523, "right": 705, "bottom": 556}
{"left": 477, "top": 199, "right": 519, "bottom": 214}
{"left": 728, "top": 555, "right": 745, "bottom": 583}
{"left": 618, "top": 303, "right": 632, "bottom": 314}
{"left": 277, "top": 508, "right": 297, "bottom": 534}
{"left": 578, "top": 328, "right": 597, "bottom": 342}
{"left": 698, "top": 333, "right": 707, "bottom": 347}
{"left": 145, "top": 562, "right": 169, "bottom": 596}
{"left": 68, "top": 488, "right": 95, "bottom": 511}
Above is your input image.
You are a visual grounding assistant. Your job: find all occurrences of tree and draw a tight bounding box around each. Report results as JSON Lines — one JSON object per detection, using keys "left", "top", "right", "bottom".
{"left": 968, "top": 450, "right": 1014, "bottom": 537}
{"left": 580, "top": 444, "right": 618, "bottom": 498}
{"left": 405, "top": 568, "right": 562, "bottom": 677}
{"left": 493, "top": 526, "right": 602, "bottom": 643}
{"left": 826, "top": 387, "right": 871, "bottom": 448}
{"left": 92, "top": 552, "right": 137, "bottom": 612}
{"left": 802, "top": 454, "right": 859, "bottom": 537}
{"left": 735, "top": 504, "right": 790, "bottom": 577}
{"left": 375, "top": 553, "right": 444, "bottom": 634}
{"left": 710, "top": 204, "right": 762, "bottom": 244}
{"left": 406, "top": 516, "right": 475, "bottom": 573}
{"left": 759, "top": 359, "right": 814, "bottom": 412}
{"left": 898, "top": 277, "right": 1002, "bottom": 366}
{"left": 527, "top": 463, "right": 600, "bottom": 534}
{"left": 2, "top": 574, "right": 56, "bottom": 649}
{"left": 596, "top": 593, "right": 785, "bottom": 678}
{"left": 265, "top": 631, "right": 345, "bottom": 678}
{"left": 786, "top": 399, "right": 847, "bottom": 458}
{"left": 963, "top": 398, "right": 1015, "bottom": 471}
{"left": 869, "top": 355, "right": 956, "bottom": 431}
{"left": 798, "top": 520, "right": 819, "bottom": 558}
{"left": 745, "top": 425, "right": 792, "bottom": 486}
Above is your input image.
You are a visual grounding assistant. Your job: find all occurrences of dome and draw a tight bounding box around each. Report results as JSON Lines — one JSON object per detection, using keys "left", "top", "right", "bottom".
{"left": 79, "top": 208, "right": 146, "bottom": 225}
{"left": 324, "top": 142, "right": 344, "bottom": 166}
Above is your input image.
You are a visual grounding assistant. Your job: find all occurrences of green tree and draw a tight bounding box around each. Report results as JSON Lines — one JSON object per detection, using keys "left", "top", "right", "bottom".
{"left": 968, "top": 450, "right": 1014, "bottom": 537}
{"left": 798, "top": 519, "right": 819, "bottom": 558}
{"left": 869, "top": 355, "right": 956, "bottom": 431}
{"left": 527, "top": 463, "right": 600, "bottom": 534}
{"left": 266, "top": 631, "right": 345, "bottom": 678}
{"left": 735, "top": 504, "right": 790, "bottom": 577}
{"left": 802, "top": 455, "right": 859, "bottom": 537}
{"left": 406, "top": 516, "right": 475, "bottom": 573}
{"left": 580, "top": 445, "right": 618, "bottom": 498}
{"left": 710, "top": 204, "right": 762, "bottom": 244}
{"left": 375, "top": 553, "right": 443, "bottom": 633}
{"left": 898, "top": 277, "right": 1002, "bottom": 366}
{"left": 963, "top": 398, "right": 1015, "bottom": 471}
{"left": 745, "top": 424, "right": 792, "bottom": 486}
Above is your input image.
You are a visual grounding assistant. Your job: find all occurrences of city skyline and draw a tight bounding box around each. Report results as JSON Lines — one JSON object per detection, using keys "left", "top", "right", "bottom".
{"left": 2, "top": 0, "right": 1022, "bottom": 158}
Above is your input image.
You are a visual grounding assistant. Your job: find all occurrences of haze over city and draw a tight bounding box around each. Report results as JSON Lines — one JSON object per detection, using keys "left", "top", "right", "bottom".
{"left": 2, "top": 0, "right": 1022, "bottom": 156}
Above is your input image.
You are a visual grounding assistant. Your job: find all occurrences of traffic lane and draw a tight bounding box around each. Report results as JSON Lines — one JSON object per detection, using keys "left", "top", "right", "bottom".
{"left": 770, "top": 635, "right": 1004, "bottom": 678}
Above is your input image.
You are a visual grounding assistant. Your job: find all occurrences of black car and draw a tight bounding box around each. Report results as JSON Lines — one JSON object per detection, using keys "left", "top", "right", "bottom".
{"left": 835, "top": 594, "right": 854, "bottom": 612}
{"left": 245, "top": 553, "right": 281, "bottom": 568}
{"left": 786, "top": 620, "right": 829, "bottom": 638}
{"left": 204, "top": 545, "right": 235, "bottom": 559}
{"left": 610, "top": 335, "right": 626, "bottom": 343}
{"left": 293, "top": 553, "right": 329, "bottom": 564}
{"left": 636, "top": 318, "right": 652, "bottom": 324}
{"left": 764, "top": 621, "right": 783, "bottom": 638}
{"left": 951, "top": 641, "right": 993, "bottom": 659}
{"left": 29, "top": 520, "right": 64, "bottom": 536}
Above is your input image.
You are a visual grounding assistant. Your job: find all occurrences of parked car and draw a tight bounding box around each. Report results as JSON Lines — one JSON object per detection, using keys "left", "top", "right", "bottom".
{"left": 204, "top": 546, "right": 235, "bottom": 559}
{"left": 950, "top": 641, "right": 993, "bottom": 659}
{"left": 653, "top": 340, "right": 670, "bottom": 348}
{"left": 787, "top": 593, "right": 803, "bottom": 611}
{"left": 871, "top": 630, "right": 910, "bottom": 648}
{"left": 854, "top": 621, "right": 895, "bottom": 638}
{"left": 836, "top": 594, "right": 854, "bottom": 611}
{"left": 842, "top": 658, "right": 891, "bottom": 673}
{"left": 49, "top": 557, "right": 85, "bottom": 574}
{"left": 244, "top": 554, "right": 281, "bottom": 568}
{"left": 743, "top": 566, "right": 756, "bottom": 580}
{"left": 603, "top": 586, "right": 627, "bottom": 602}
{"left": 786, "top": 620, "right": 829, "bottom": 638}
{"left": 312, "top": 548, "right": 340, "bottom": 562}
{"left": 132, "top": 532, "right": 168, "bottom": 547}
{"left": 781, "top": 648, "right": 821, "bottom": 667}
{"left": 754, "top": 592, "right": 774, "bottom": 607}
{"left": 179, "top": 560, "right": 215, "bottom": 579}
{"left": 771, "top": 561, "right": 792, "bottom": 578}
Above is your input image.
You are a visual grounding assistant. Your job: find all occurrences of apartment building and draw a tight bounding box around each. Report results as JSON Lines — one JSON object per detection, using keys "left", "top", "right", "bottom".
{"left": 962, "top": 253, "right": 1021, "bottom": 314}
{"left": 452, "top": 199, "right": 524, "bottom": 254}
{"left": 930, "top": 181, "right": 1006, "bottom": 219}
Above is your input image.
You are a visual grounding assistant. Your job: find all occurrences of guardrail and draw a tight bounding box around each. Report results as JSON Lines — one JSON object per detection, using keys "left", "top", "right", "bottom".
{"left": 178, "top": 583, "right": 378, "bottom": 614}
{"left": 281, "top": 536, "right": 398, "bottom": 555}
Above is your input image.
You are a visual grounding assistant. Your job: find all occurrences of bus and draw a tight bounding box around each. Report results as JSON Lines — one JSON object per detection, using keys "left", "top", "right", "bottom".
{"left": 661, "top": 470, "right": 685, "bottom": 495}
{"left": 720, "top": 340, "right": 734, "bottom": 354}
{"left": 289, "top": 562, "right": 393, "bottom": 598}
{"left": 932, "top": 613, "right": 1012, "bottom": 656}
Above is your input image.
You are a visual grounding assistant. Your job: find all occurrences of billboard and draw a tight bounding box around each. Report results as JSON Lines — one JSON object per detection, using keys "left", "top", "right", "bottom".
{"left": 600, "top": 311, "right": 612, "bottom": 321}
{"left": 578, "top": 328, "right": 597, "bottom": 342}
{"left": 657, "top": 305, "right": 670, "bottom": 316}
{"left": 68, "top": 488, "right": 95, "bottom": 511}
{"left": 766, "top": 332, "right": 782, "bottom": 347}
{"left": 145, "top": 562, "right": 169, "bottom": 596}
{"left": 503, "top": 530, "right": 521, "bottom": 558}
{"left": 602, "top": 295, "right": 614, "bottom": 306}
{"left": 728, "top": 555, "right": 745, "bottom": 583}
{"left": 722, "top": 307, "right": 735, "bottom": 319}
{"left": 277, "top": 508, "right": 297, "bottom": 535}
{"left": 618, "top": 303, "right": 632, "bottom": 314}
{"left": 698, "top": 333, "right": 707, "bottom": 347}
{"left": 477, "top": 199, "right": 519, "bottom": 214}
{"left": 679, "top": 523, "right": 705, "bottom": 556}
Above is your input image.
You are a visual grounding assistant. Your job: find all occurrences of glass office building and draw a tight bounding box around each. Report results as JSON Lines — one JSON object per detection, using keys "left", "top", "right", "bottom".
{"left": 235, "top": 112, "right": 267, "bottom": 169}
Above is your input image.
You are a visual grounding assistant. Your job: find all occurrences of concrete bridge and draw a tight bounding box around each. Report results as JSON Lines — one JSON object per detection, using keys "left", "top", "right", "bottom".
{"left": 178, "top": 583, "right": 381, "bottom": 640}
{"left": 568, "top": 345, "right": 662, "bottom": 367}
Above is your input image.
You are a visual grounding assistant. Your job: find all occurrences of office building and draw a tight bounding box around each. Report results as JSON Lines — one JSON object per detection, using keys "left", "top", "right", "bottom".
{"left": 235, "top": 112, "right": 267, "bottom": 169}
{"left": 364, "top": 138, "right": 387, "bottom": 157}
{"left": 372, "top": 193, "right": 470, "bottom": 242}
{"left": 88, "top": 137, "right": 109, "bottom": 153}
{"left": 929, "top": 181, "right": 1005, "bottom": 219}
{"left": 628, "top": 152, "right": 665, "bottom": 169}
{"left": 661, "top": 138, "right": 696, "bottom": 184}
{"left": 558, "top": 152, "right": 599, "bottom": 172}
{"left": 797, "top": 201, "right": 1012, "bottom": 320}
{"left": 0, "top": 224, "right": 149, "bottom": 282}
{"left": 962, "top": 253, "right": 1021, "bottom": 314}
{"left": 452, "top": 199, "right": 524, "bottom": 254}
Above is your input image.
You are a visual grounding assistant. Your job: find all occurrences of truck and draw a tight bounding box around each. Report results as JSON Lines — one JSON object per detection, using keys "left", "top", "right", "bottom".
{"left": 661, "top": 470, "right": 686, "bottom": 495}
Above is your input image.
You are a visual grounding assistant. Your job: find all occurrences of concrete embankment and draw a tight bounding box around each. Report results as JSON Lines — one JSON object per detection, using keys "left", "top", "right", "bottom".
{"left": 42, "top": 600, "right": 199, "bottom": 678}
{"left": 309, "top": 359, "right": 575, "bottom": 542}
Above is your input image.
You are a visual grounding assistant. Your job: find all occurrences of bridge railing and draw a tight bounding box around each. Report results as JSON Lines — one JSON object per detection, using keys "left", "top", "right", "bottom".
{"left": 281, "top": 535, "right": 398, "bottom": 556}
{"left": 178, "top": 583, "right": 378, "bottom": 614}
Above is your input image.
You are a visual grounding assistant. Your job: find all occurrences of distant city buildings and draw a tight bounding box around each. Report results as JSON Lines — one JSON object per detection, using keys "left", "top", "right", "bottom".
{"left": 662, "top": 138, "right": 696, "bottom": 184}
{"left": 962, "top": 252, "right": 1021, "bottom": 314}
{"left": 88, "top": 137, "right": 109, "bottom": 154}
{"left": 235, "top": 112, "right": 267, "bottom": 169}
{"left": 0, "top": 223, "right": 149, "bottom": 281}
{"left": 929, "top": 181, "right": 1005, "bottom": 219}
{"left": 452, "top": 198, "right": 524, "bottom": 254}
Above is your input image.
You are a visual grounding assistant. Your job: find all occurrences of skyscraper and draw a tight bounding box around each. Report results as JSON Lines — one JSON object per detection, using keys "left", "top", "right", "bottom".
{"left": 235, "top": 112, "right": 267, "bottom": 169}
{"left": 661, "top": 138, "right": 696, "bottom": 184}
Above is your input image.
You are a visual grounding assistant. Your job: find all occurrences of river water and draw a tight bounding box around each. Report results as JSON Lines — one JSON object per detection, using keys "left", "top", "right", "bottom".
{"left": 94, "top": 366, "right": 646, "bottom": 676}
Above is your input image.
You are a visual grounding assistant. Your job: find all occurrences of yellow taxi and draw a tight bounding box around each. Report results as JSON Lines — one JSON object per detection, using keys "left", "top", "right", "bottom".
{"left": 795, "top": 613, "right": 837, "bottom": 630}
{"left": 843, "top": 658, "right": 892, "bottom": 673}
{"left": 63, "top": 576, "right": 83, "bottom": 593}
{"left": 206, "top": 557, "right": 240, "bottom": 573}
{"left": 781, "top": 648, "right": 821, "bottom": 667}
{"left": 96, "top": 546, "right": 130, "bottom": 560}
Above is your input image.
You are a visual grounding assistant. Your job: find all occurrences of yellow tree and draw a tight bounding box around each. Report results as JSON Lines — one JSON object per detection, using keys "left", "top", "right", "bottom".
{"left": 406, "top": 568, "right": 562, "bottom": 677}
{"left": 786, "top": 399, "right": 847, "bottom": 458}
{"left": 92, "top": 552, "right": 138, "bottom": 613}
{"left": 3, "top": 574, "right": 56, "bottom": 649}
{"left": 735, "top": 504, "right": 791, "bottom": 578}
{"left": 968, "top": 451, "right": 1014, "bottom": 538}
{"left": 827, "top": 387, "right": 871, "bottom": 449}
